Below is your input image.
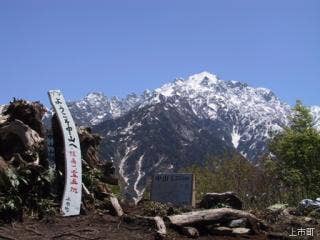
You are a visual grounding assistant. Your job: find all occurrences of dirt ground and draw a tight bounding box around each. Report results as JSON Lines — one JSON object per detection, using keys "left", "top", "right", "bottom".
{"left": 0, "top": 204, "right": 318, "bottom": 240}
{"left": 0, "top": 212, "right": 290, "bottom": 240}
{"left": 0, "top": 213, "right": 155, "bottom": 240}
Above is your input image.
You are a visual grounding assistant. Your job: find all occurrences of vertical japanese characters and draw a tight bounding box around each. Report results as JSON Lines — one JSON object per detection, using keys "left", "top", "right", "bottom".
{"left": 48, "top": 90, "right": 82, "bottom": 216}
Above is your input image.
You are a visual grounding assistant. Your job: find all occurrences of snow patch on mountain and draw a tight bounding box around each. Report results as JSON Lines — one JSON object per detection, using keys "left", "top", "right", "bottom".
{"left": 118, "top": 144, "right": 138, "bottom": 189}
{"left": 231, "top": 126, "right": 241, "bottom": 148}
{"left": 133, "top": 154, "right": 145, "bottom": 203}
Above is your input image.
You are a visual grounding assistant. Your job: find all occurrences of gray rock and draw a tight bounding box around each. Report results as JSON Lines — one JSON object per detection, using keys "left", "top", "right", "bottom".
{"left": 299, "top": 199, "right": 320, "bottom": 214}
{"left": 228, "top": 218, "right": 247, "bottom": 228}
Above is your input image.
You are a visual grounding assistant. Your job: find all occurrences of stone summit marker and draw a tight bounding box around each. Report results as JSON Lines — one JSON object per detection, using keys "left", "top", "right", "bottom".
{"left": 48, "top": 90, "right": 82, "bottom": 216}
{"left": 150, "top": 173, "right": 195, "bottom": 207}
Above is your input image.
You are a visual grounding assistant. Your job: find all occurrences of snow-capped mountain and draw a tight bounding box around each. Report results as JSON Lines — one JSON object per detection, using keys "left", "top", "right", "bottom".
{"left": 311, "top": 106, "right": 320, "bottom": 130}
{"left": 73, "top": 71, "right": 297, "bottom": 203}
{"left": 142, "top": 71, "right": 292, "bottom": 158}
{"left": 60, "top": 71, "right": 319, "bottom": 203}
{"left": 64, "top": 91, "right": 153, "bottom": 126}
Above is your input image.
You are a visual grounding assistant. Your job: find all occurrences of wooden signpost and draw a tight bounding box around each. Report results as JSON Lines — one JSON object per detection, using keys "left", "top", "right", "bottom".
{"left": 48, "top": 90, "right": 82, "bottom": 216}
{"left": 151, "top": 173, "right": 195, "bottom": 207}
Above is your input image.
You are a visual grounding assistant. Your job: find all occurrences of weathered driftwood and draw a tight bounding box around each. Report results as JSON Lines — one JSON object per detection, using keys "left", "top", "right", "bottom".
{"left": 153, "top": 216, "right": 167, "bottom": 235}
{"left": 199, "top": 192, "right": 243, "bottom": 210}
{"left": 166, "top": 208, "right": 261, "bottom": 233}
{"left": 0, "top": 100, "right": 48, "bottom": 164}
{"left": 4, "top": 99, "right": 46, "bottom": 137}
{"left": 180, "top": 226, "right": 199, "bottom": 238}
{"left": 0, "top": 120, "right": 44, "bottom": 165}
{"left": 124, "top": 215, "right": 167, "bottom": 235}
{"left": 0, "top": 120, "right": 43, "bottom": 149}
{"left": 82, "top": 183, "right": 91, "bottom": 196}
{"left": 109, "top": 195, "right": 124, "bottom": 217}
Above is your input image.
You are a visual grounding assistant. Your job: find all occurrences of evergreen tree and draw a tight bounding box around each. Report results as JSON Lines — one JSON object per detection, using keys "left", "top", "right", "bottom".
{"left": 269, "top": 100, "right": 320, "bottom": 202}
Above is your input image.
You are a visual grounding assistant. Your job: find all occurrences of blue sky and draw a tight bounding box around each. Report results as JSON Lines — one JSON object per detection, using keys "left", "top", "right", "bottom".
{"left": 0, "top": 0, "right": 319, "bottom": 106}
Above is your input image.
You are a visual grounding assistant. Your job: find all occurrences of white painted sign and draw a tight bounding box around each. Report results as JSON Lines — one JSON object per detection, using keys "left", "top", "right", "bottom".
{"left": 151, "top": 173, "right": 195, "bottom": 207}
{"left": 48, "top": 90, "right": 82, "bottom": 216}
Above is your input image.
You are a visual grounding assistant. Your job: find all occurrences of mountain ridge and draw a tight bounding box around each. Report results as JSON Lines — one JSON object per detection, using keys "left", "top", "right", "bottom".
{"left": 66, "top": 71, "right": 319, "bottom": 203}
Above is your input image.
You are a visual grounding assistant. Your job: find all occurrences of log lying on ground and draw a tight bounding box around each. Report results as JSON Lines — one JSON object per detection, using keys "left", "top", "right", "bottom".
{"left": 166, "top": 208, "right": 262, "bottom": 233}
{"left": 124, "top": 215, "right": 167, "bottom": 235}
{"left": 199, "top": 192, "right": 243, "bottom": 210}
